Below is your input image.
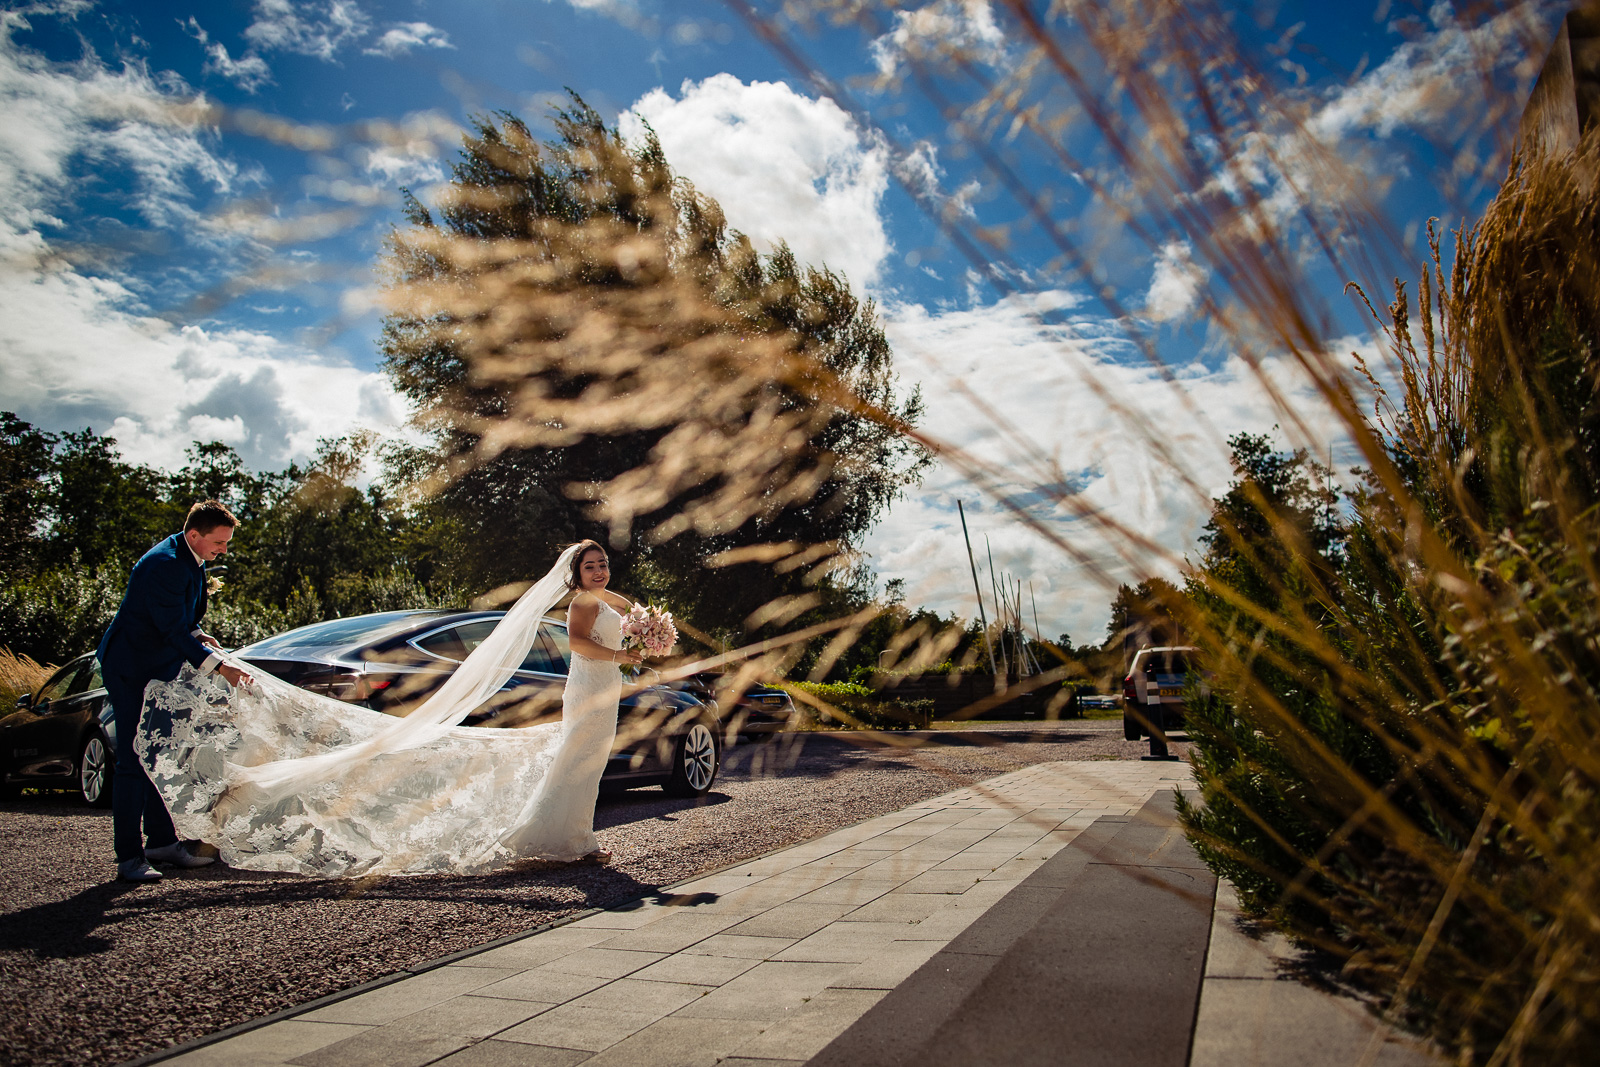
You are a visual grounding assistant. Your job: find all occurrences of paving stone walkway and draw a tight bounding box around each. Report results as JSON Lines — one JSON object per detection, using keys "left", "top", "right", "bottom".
{"left": 158, "top": 760, "right": 1190, "bottom": 1067}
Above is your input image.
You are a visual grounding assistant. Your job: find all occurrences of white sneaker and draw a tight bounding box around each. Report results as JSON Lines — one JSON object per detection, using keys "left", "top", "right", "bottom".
{"left": 118, "top": 858, "right": 163, "bottom": 882}
{"left": 145, "top": 842, "right": 215, "bottom": 868}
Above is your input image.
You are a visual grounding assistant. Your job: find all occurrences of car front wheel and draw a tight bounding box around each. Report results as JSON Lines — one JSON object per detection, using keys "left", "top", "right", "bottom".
{"left": 79, "top": 733, "right": 113, "bottom": 807}
{"left": 663, "top": 721, "right": 718, "bottom": 797}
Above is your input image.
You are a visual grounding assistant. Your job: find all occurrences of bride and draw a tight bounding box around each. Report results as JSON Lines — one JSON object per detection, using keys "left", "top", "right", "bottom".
{"left": 136, "top": 540, "right": 645, "bottom": 877}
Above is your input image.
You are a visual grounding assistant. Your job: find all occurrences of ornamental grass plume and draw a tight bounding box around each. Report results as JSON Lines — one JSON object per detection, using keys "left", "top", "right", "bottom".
{"left": 0, "top": 647, "right": 51, "bottom": 709}
{"left": 212, "top": 1, "right": 1594, "bottom": 1058}
{"left": 399, "top": 3, "right": 1588, "bottom": 1060}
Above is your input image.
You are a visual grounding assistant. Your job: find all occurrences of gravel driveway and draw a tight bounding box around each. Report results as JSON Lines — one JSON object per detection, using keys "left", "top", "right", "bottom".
{"left": 0, "top": 721, "right": 1187, "bottom": 1067}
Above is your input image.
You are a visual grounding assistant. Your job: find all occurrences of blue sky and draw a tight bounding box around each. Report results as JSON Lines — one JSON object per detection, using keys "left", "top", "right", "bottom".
{"left": 0, "top": 0, "right": 1560, "bottom": 639}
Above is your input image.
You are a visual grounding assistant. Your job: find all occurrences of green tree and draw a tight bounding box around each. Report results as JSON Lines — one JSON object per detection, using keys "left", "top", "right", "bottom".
{"left": 0, "top": 413, "right": 55, "bottom": 578}
{"left": 1104, "top": 576, "right": 1186, "bottom": 651}
{"left": 378, "top": 97, "right": 927, "bottom": 631}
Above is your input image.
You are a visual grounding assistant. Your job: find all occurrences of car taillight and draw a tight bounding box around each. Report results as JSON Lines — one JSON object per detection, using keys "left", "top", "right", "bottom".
{"left": 306, "top": 673, "right": 388, "bottom": 701}
{"left": 1122, "top": 676, "right": 1136, "bottom": 701}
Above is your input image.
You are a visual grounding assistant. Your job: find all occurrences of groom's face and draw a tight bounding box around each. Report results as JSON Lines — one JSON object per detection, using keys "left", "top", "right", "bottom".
{"left": 185, "top": 524, "right": 235, "bottom": 562}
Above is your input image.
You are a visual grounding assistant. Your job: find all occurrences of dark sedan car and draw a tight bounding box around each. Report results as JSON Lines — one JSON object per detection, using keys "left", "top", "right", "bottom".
{"left": 1, "top": 653, "right": 115, "bottom": 805}
{"left": 234, "top": 609, "right": 721, "bottom": 796}
{"left": 678, "top": 672, "right": 797, "bottom": 740}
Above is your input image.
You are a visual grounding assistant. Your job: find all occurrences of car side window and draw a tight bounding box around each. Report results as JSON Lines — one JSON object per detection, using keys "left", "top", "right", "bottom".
{"left": 414, "top": 620, "right": 499, "bottom": 663}
{"left": 518, "top": 635, "right": 556, "bottom": 674}
{"left": 414, "top": 627, "right": 467, "bottom": 661}
{"left": 62, "top": 660, "right": 100, "bottom": 698}
{"left": 85, "top": 659, "right": 104, "bottom": 692}
{"left": 36, "top": 662, "right": 86, "bottom": 705}
{"left": 540, "top": 624, "right": 571, "bottom": 673}
{"left": 454, "top": 620, "right": 498, "bottom": 656}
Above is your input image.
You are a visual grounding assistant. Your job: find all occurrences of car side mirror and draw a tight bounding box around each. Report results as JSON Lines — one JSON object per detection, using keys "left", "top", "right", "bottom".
{"left": 15, "top": 693, "right": 31, "bottom": 710}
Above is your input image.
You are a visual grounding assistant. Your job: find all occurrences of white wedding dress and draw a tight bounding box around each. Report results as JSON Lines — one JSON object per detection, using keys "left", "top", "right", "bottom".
{"left": 135, "top": 545, "right": 626, "bottom": 877}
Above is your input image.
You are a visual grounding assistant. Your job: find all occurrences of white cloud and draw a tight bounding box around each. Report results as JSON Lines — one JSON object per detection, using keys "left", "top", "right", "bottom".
{"left": 361, "top": 143, "right": 444, "bottom": 187}
{"left": 862, "top": 296, "right": 1350, "bottom": 640}
{"left": 620, "top": 75, "right": 893, "bottom": 290}
{"left": 1143, "top": 241, "right": 1204, "bottom": 323}
{"left": 870, "top": 0, "right": 1006, "bottom": 79}
{"left": 183, "top": 18, "right": 273, "bottom": 93}
{"left": 363, "top": 22, "right": 453, "bottom": 58}
{"left": 244, "top": 0, "right": 372, "bottom": 62}
{"left": 0, "top": 7, "right": 403, "bottom": 471}
{"left": 1214, "top": 1, "right": 1551, "bottom": 232}
{"left": 1312, "top": 1, "right": 1549, "bottom": 142}
{"left": 894, "top": 139, "right": 978, "bottom": 222}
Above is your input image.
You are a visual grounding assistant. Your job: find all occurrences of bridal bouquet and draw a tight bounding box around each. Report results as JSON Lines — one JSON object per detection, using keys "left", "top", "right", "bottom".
{"left": 620, "top": 604, "right": 677, "bottom": 677}
{"left": 617, "top": 604, "right": 675, "bottom": 681}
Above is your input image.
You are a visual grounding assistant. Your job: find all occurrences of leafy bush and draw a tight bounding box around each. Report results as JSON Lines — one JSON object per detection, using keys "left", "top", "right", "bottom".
{"left": 0, "top": 559, "right": 463, "bottom": 661}
{"left": 0, "top": 561, "right": 125, "bottom": 664}
{"left": 1179, "top": 139, "right": 1600, "bottom": 1063}
{"left": 784, "top": 680, "right": 933, "bottom": 730}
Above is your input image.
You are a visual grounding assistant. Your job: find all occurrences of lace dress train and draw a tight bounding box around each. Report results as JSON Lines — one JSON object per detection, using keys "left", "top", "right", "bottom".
{"left": 135, "top": 600, "right": 626, "bottom": 877}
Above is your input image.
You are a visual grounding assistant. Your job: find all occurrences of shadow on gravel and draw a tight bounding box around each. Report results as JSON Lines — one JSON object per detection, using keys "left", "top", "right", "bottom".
{"left": 0, "top": 881, "right": 143, "bottom": 958}
{"left": 593, "top": 789, "right": 732, "bottom": 831}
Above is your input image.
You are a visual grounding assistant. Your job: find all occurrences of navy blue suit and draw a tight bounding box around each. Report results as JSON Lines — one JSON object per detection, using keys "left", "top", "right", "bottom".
{"left": 98, "top": 533, "right": 215, "bottom": 862}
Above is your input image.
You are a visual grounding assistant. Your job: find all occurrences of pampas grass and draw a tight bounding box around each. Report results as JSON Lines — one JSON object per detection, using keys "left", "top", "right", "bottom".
{"left": 0, "top": 647, "right": 52, "bottom": 709}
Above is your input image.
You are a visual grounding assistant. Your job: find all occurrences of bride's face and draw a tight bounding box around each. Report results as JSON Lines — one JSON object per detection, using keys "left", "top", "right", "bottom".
{"left": 578, "top": 550, "right": 610, "bottom": 590}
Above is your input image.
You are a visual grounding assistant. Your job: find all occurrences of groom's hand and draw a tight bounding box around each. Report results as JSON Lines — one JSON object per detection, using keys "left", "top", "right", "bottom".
{"left": 219, "top": 663, "right": 253, "bottom": 688}
{"left": 198, "top": 633, "right": 222, "bottom": 651}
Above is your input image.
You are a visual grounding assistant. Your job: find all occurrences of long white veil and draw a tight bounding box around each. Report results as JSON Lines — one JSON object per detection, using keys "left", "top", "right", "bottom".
{"left": 137, "top": 544, "right": 597, "bottom": 875}
{"left": 230, "top": 543, "right": 584, "bottom": 792}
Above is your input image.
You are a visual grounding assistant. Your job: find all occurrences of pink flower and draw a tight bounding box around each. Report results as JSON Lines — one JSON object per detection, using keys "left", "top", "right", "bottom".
{"left": 620, "top": 604, "right": 677, "bottom": 660}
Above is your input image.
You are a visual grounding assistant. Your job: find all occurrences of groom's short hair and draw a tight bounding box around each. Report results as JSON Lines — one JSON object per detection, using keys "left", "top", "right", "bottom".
{"left": 184, "top": 500, "right": 238, "bottom": 534}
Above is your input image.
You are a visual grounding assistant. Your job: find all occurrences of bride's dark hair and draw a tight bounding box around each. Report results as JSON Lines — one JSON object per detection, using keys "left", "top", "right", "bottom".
{"left": 565, "top": 540, "right": 608, "bottom": 590}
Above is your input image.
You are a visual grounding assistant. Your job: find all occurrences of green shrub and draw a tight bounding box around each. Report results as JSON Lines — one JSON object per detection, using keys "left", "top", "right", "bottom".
{"left": 1179, "top": 142, "right": 1600, "bottom": 1063}
{"left": 784, "top": 680, "right": 933, "bottom": 730}
{"left": 0, "top": 560, "right": 125, "bottom": 664}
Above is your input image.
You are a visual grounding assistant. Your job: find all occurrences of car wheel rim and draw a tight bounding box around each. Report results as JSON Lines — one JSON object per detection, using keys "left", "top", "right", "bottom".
{"left": 682, "top": 724, "right": 715, "bottom": 791}
{"left": 82, "top": 738, "right": 107, "bottom": 802}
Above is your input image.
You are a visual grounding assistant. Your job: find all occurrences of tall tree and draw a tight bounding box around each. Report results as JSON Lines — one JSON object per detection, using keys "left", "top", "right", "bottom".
{"left": 0, "top": 413, "right": 55, "bottom": 578}
{"left": 378, "top": 97, "right": 927, "bottom": 632}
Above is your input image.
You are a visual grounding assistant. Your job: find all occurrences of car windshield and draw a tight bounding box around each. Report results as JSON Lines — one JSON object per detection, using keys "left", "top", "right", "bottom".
{"left": 242, "top": 611, "right": 442, "bottom": 654}
{"left": 1142, "top": 653, "right": 1192, "bottom": 675}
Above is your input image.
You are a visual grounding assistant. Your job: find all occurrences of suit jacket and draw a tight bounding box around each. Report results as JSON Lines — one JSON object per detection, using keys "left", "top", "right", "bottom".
{"left": 98, "top": 533, "right": 213, "bottom": 685}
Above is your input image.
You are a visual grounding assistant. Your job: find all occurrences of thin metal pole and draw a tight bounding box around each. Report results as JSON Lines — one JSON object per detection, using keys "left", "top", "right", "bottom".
{"left": 985, "top": 536, "right": 1007, "bottom": 678}
{"left": 1030, "top": 582, "right": 1045, "bottom": 673}
{"left": 957, "top": 500, "right": 999, "bottom": 677}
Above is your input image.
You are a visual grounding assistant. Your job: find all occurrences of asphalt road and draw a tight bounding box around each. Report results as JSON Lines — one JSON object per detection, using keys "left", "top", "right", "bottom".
{"left": 0, "top": 721, "right": 1188, "bottom": 1067}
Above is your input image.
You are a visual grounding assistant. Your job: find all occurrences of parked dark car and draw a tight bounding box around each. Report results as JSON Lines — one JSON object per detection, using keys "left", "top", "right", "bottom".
{"left": 234, "top": 609, "right": 721, "bottom": 795}
{"left": 1, "top": 653, "right": 115, "bottom": 805}
{"left": 677, "top": 672, "right": 796, "bottom": 740}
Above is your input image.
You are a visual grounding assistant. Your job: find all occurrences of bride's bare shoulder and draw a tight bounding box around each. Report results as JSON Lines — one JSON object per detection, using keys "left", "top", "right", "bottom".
{"left": 568, "top": 592, "right": 601, "bottom": 614}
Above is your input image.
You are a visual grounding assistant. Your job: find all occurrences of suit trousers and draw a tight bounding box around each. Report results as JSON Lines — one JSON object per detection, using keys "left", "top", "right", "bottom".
{"left": 104, "top": 672, "right": 178, "bottom": 862}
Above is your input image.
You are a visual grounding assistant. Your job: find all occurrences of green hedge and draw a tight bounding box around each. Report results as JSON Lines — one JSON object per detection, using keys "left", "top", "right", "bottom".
{"left": 0, "top": 563, "right": 462, "bottom": 664}
{"left": 784, "top": 680, "right": 934, "bottom": 731}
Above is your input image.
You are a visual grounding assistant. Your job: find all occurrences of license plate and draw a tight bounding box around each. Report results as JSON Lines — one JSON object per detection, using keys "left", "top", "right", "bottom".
{"left": 1159, "top": 688, "right": 1181, "bottom": 697}
{"left": 760, "top": 696, "right": 785, "bottom": 706}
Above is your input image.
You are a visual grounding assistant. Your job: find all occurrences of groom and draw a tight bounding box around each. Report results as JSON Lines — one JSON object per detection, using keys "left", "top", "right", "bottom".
{"left": 98, "top": 500, "right": 251, "bottom": 883}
